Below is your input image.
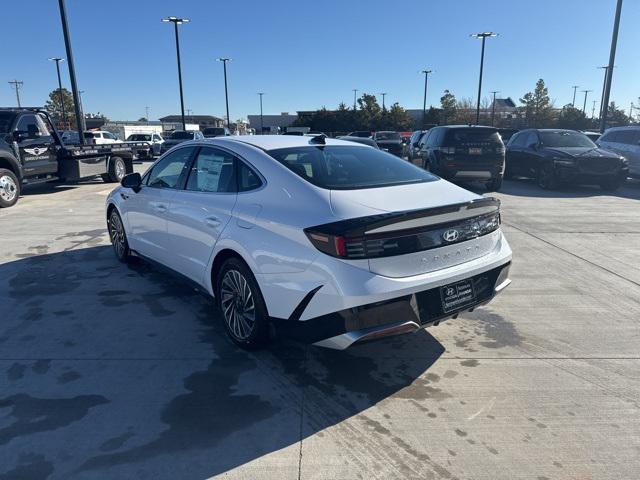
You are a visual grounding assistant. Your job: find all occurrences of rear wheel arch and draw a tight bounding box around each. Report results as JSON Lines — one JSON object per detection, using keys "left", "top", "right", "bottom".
{"left": 210, "top": 249, "right": 250, "bottom": 292}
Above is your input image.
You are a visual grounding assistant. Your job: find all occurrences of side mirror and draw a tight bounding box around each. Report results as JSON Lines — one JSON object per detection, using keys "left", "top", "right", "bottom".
{"left": 527, "top": 142, "right": 538, "bottom": 150}
{"left": 121, "top": 172, "right": 142, "bottom": 192}
{"left": 12, "top": 130, "right": 29, "bottom": 142}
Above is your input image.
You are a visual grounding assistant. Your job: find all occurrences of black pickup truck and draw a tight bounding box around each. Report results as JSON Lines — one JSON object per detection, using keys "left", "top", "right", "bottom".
{"left": 0, "top": 108, "right": 149, "bottom": 208}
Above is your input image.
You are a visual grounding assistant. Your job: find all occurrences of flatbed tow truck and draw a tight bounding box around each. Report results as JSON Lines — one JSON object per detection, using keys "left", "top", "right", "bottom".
{"left": 0, "top": 107, "right": 149, "bottom": 208}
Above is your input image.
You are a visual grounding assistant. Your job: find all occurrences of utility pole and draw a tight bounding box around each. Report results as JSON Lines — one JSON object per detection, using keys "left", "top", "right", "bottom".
{"left": 49, "top": 57, "right": 66, "bottom": 125}
{"left": 217, "top": 57, "right": 231, "bottom": 131}
{"left": 490, "top": 90, "right": 500, "bottom": 126}
{"left": 8, "top": 80, "right": 23, "bottom": 107}
{"left": 145, "top": 106, "right": 150, "bottom": 122}
{"left": 591, "top": 100, "right": 597, "bottom": 119}
{"left": 597, "top": 66, "right": 610, "bottom": 120}
{"left": 57, "top": 0, "right": 85, "bottom": 143}
{"left": 352, "top": 89, "right": 358, "bottom": 110}
{"left": 581, "top": 90, "right": 592, "bottom": 113}
{"left": 258, "top": 92, "right": 264, "bottom": 135}
{"left": 600, "top": 0, "right": 623, "bottom": 133}
{"left": 162, "top": 16, "right": 190, "bottom": 130}
{"left": 571, "top": 85, "right": 579, "bottom": 107}
{"left": 421, "top": 70, "right": 432, "bottom": 128}
{"left": 471, "top": 32, "right": 498, "bottom": 125}
{"left": 380, "top": 92, "right": 387, "bottom": 111}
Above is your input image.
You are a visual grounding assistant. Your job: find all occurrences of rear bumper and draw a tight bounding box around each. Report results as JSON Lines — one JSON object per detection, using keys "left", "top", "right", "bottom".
{"left": 274, "top": 262, "right": 511, "bottom": 349}
{"left": 263, "top": 230, "right": 512, "bottom": 348}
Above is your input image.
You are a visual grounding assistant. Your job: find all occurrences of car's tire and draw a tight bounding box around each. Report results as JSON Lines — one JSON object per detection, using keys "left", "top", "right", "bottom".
{"left": 422, "top": 158, "right": 431, "bottom": 172}
{"left": 216, "top": 257, "right": 270, "bottom": 350}
{"left": 503, "top": 163, "right": 514, "bottom": 180}
{"left": 600, "top": 175, "right": 625, "bottom": 192}
{"left": 105, "top": 156, "right": 126, "bottom": 183}
{"left": 107, "top": 208, "right": 132, "bottom": 263}
{"left": 537, "top": 162, "right": 558, "bottom": 190}
{"left": 0, "top": 168, "right": 20, "bottom": 208}
{"left": 486, "top": 175, "right": 503, "bottom": 192}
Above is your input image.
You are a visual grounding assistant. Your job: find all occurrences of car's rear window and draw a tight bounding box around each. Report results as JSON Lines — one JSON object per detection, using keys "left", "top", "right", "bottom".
{"left": 447, "top": 129, "right": 501, "bottom": 145}
{"left": 375, "top": 131, "right": 401, "bottom": 140}
{"left": 170, "top": 131, "right": 194, "bottom": 140}
{"left": 267, "top": 145, "right": 436, "bottom": 190}
{"left": 129, "top": 134, "right": 152, "bottom": 141}
{"left": 83, "top": 132, "right": 95, "bottom": 138}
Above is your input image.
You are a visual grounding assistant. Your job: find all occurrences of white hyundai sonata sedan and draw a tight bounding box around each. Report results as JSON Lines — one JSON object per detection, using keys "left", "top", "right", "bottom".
{"left": 106, "top": 135, "right": 512, "bottom": 350}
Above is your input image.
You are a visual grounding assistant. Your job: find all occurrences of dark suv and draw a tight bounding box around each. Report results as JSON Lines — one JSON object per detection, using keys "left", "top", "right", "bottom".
{"left": 417, "top": 125, "right": 505, "bottom": 191}
{"left": 506, "top": 129, "right": 628, "bottom": 191}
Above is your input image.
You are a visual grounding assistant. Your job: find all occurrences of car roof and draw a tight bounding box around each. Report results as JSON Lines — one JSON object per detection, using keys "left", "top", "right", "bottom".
{"left": 210, "top": 134, "right": 359, "bottom": 150}
{"left": 605, "top": 125, "right": 640, "bottom": 131}
{"left": 436, "top": 125, "right": 498, "bottom": 130}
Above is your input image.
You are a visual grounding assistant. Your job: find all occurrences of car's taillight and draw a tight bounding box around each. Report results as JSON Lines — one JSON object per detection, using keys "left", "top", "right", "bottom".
{"left": 305, "top": 209, "right": 501, "bottom": 260}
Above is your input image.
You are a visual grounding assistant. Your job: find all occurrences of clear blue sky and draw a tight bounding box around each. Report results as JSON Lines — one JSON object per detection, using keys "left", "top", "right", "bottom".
{"left": 3, "top": 0, "right": 639, "bottom": 121}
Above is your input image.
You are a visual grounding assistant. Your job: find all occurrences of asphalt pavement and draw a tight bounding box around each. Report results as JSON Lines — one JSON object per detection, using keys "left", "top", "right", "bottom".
{"left": 0, "top": 168, "right": 639, "bottom": 480}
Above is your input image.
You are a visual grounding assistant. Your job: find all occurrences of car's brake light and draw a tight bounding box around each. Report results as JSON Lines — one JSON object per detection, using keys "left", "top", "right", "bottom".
{"left": 305, "top": 210, "right": 501, "bottom": 260}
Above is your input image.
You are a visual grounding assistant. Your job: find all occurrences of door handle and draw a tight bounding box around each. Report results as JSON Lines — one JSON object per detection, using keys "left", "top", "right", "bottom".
{"left": 205, "top": 216, "right": 221, "bottom": 228}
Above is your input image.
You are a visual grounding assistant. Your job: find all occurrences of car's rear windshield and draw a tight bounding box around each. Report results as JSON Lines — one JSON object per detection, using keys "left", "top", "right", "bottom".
{"left": 170, "top": 131, "right": 194, "bottom": 140}
{"left": 267, "top": 145, "right": 437, "bottom": 190}
{"left": 204, "top": 128, "right": 225, "bottom": 135}
{"left": 540, "top": 131, "right": 595, "bottom": 148}
{"left": 446, "top": 128, "right": 501, "bottom": 144}
{"left": 128, "top": 134, "right": 152, "bottom": 141}
{"left": 375, "top": 131, "right": 401, "bottom": 140}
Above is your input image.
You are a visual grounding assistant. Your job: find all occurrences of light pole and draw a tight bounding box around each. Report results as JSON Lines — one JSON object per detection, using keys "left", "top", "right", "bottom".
{"left": 597, "top": 65, "right": 610, "bottom": 120}
{"left": 591, "top": 100, "right": 597, "bottom": 119}
{"left": 49, "top": 57, "right": 66, "bottom": 125}
{"left": 571, "top": 85, "right": 579, "bottom": 107}
{"left": 600, "top": 0, "right": 623, "bottom": 132}
{"left": 217, "top": 57, "right": 231, "bottom": 131}
{"left": 352, "top": 89, "right": 358, "bottom": 110}
{"left": 162, "top": 16, "right": 190, "bottom": 130}
{"left": 490, "top": 90, "right": 500, "bottom": 126}
{"left": 421, "top": 70, "right": 432, "bottom": 128}
{"left": 258, "top": 92, "right": 264, "bottom": 135}
{"left": 380, "top": 92, "right": 387, "bottom": 111}
{"left": 471, "top": 32, "right": 498, "bottom": 125}
{"left": 581, "top": 90, "right": 592, "bottom": 113}
{"left": 145, "top": 106, "right": 150, "bottom": 123}
{"left": 57, "top": 0, "right": 85, "bottom": 143}
{"left": 8, "top": 80, "right": 23, "bottom": 107}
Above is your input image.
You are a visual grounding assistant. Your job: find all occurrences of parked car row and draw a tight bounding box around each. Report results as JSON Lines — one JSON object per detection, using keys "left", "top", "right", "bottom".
{"left": 404, "top": 124, "right": 638, "bottom": 192}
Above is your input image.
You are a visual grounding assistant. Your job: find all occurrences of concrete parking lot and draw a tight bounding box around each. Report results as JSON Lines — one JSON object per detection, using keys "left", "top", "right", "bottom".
{"left": 1, "top": 167, "right": 639, "bottom": 480}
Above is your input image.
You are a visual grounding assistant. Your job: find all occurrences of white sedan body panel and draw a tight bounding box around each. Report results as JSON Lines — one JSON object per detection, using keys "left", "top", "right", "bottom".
{"left": 107, "top": 135, "right": 513, "bottom": 349}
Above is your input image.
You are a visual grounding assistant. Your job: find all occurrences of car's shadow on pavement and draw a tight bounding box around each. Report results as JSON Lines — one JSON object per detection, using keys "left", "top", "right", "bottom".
{"left": 0, "top": 245, "right": 444, "bottom": 479}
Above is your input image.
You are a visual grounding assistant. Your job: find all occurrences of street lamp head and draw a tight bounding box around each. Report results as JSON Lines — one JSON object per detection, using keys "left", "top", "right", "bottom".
{"left": 48, "top": 57, "right": 65, "bottom": 62}
{"left": 217, "top": 57, "right": 232, "bottom": 62}
{"left": 421, "top": 69, "right": 433, "bottom": 75}
{"left": 162, "top": 16, "right": 190, "bottom": 24}
{"left": 471, "top": 32, "right": 498, "bottom": 39}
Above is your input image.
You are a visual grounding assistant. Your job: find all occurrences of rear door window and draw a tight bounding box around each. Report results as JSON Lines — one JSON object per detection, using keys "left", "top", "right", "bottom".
{"left": 185, "top": 147, "right": 236, "bottom": 193}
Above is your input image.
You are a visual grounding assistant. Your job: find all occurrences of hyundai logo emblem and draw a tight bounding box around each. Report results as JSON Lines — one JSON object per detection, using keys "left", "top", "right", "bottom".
{"left": 442, "top": 229, "right": 460, "bottom": 243}
{"left": 446, "top": 287, "right": 455, "bottom": 296}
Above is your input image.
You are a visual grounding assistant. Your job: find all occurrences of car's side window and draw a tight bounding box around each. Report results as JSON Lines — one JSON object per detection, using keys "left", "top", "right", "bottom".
{"left": 185, "top": 147, "right": 237, "bottom": 193}
{"left": 237, "top": 160, "right": 263, "bottom": 192}
{"left": 147, "top": 147, "right": 194, "bottom": 189}
{"left": 16, "top": 114, "right": 48, "bottom": 139}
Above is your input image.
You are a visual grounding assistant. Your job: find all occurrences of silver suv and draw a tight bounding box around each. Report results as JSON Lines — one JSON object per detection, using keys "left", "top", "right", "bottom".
{"left": 597, "top": 126, "right": 640, "bottom": 178}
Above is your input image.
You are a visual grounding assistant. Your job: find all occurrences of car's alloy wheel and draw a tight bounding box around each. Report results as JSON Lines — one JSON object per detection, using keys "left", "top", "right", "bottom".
{"left": 108, "top": 210, "right": 130, "bottom": 261}
{"left": 0, "top": 173, "right": 18, "bottom": 203}
{"left": 220, "top": 269, "right": 256, "bottom": 341}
